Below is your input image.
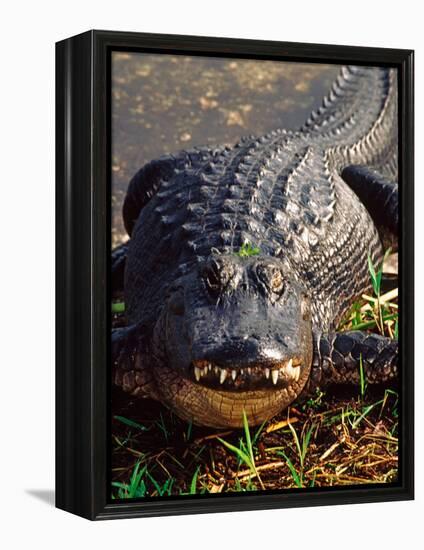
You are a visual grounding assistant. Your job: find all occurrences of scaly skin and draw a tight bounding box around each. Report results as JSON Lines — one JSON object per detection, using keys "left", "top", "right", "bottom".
{"left": 112, "top": 66, "right": 399, "bottom": 428}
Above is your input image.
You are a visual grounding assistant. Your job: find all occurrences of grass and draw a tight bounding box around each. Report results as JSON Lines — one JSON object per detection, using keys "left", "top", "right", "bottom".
{"left": 275, "top": 420, "right": 315, "bottom": 488}
{"left": 236, "top": 242, "right": 261, "bottom": 258}
{"left": 339, "top": 251, "right": 398, "bottom": 339}
{"left": 112, "top": 301, "right": 125, "bottom": 314}
{"left": 359, "top": 355, "right": 367, "bottom": 398}
{"left": 217, "top": 410, "right": 266, "bottom": 490}
{"left": 111, "top": 385, "right": 398, "bottom": 496}
{"left": 111, "top": 253, "right": 398, "bottom": 497}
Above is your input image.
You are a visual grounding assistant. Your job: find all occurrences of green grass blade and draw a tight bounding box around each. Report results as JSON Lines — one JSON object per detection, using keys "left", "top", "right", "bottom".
{"left": 347, "top": 313, "right": 397, "bottom": 331}
{"left": 128, "top": 462, "right": 148, "bottom": 497}
{"left": 112, "top": 301, "right": 125, "bottom": 313}
{"left": 190, "top": 466, "right": 200, "bottom": 494}
{"left": 252, "top": 419, "right": 267, "bottom": 447}
{"left": 351, "top": 399, "right": 384, "bottom": 429}
{"left": 359, "top": 354, "right": 366, "bottom": 398}
{"left": 367, "top": 254, "right": 378, "bottom": 295}
{"left": 302, "top": 424, "right": 314, "bottom": 464}
{"left": 217, "top": 437, "right": 253, "bottom": 470}
{"left": 111, "top": 481, "right": 129, "bottom": 489}
{"left": 146, "top": 471, "right": 175, "bottom": 497}
{"left": 242, "top": 409, "right": 255, "bottom": 467}
{"left": 279, "top": 452, "right": 302, "bottom": 488}
{"left": 113, "top": 415, "right": 149, "bottom": 432}
{"left": 287, "top": 421, "right": 302, "bottom": 467}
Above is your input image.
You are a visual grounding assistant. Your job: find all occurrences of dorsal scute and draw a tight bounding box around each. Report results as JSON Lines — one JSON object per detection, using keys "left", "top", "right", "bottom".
{"left": 300, "top": 66, "right": 395, "bottom": 157}
{"left": 123, "top": 146, "right": 227, "bottom": 236}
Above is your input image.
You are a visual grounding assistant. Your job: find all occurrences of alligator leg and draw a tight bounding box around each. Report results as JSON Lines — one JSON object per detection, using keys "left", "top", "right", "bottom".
{"left": 305, "top": 331, "right": 398, "bottom": 394}
{"left": 341, "top": 165, "right": 398, "bottom": 251}
{"left": 112, "top": 325, "right": 157, "bottom": 399}
{"left": 111, "top": 241, "right": 129, "bottom": 292}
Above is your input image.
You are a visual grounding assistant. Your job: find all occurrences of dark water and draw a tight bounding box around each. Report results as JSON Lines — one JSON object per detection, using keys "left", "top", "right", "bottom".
{"left": 111, "top": 53, "right": 340, "bottom": 246}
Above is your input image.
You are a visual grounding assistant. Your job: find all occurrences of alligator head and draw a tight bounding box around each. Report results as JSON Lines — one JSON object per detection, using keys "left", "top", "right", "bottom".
{"left": 154, "top": 253, "right": 313, "bottom": 427}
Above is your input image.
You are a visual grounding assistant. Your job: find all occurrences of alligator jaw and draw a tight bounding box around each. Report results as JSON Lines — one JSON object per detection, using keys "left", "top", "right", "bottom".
{"left": 191, "top": 358, "right": 302, "bottom": 390}
{"left": 152, "top": 361, "right": 310, "bottom": 428}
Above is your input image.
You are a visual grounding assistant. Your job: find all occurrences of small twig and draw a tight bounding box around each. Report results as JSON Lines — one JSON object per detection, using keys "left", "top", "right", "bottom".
{"left": 265, "top": 417, "right": 299, "bottom": 433}
{"left": 313, "top": 473, "right": 378, "bottom": 484}
{"left": 356, "top": 433, "right": 398, "bottom": 446}
{"left": 362, "top": 457, "right": 398, "bottom": 468}
{"left": 361, "top": 289, "right": 398, "bottom": 312}
{"left": 234, "top": 461, "right": 287, "bottom": 480}
{"left": 319, "top": 438, "right": 345, "bottom": 461}
{"left": 113, "top": 439, "right": 144, "bottom": 458}
{"left": 194, "top": 430, "right": 233, "bottom": 444}
{"left": 155, "top": 458, "right": 172, "bottom": 478}
{"left": 338, "top": 448, "right": 373, "bottom": 469}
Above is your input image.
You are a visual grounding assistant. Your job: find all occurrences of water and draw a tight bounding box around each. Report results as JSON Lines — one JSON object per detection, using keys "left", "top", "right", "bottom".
{"left": 111, "top": 53, "right": 340, "bottom": 246}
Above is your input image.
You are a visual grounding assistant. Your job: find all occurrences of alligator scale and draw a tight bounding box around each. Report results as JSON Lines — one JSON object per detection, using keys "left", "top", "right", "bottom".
{"left": 112, "top": 66, "right": 399, "bottom": 428}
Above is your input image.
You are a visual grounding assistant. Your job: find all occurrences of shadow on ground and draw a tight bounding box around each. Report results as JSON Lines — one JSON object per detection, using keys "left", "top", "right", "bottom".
{"left": 26, "top": 489, "right": 55, "bottom": 507}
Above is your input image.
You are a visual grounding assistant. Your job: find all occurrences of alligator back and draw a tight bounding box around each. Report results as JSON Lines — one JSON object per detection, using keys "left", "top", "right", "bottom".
{"left": 124, "top": 66, "right": 397, "bottom": 331}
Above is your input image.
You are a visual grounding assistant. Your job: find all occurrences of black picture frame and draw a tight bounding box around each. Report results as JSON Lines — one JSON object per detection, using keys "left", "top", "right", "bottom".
{"left": 56, "top": 30, "right": 414, "bottom": 520}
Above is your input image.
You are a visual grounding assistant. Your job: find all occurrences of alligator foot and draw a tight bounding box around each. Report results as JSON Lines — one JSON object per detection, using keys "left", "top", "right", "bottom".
{"left": 341, "top": 164, "right": 398, "bottom": 251}
{"left": 308, "top": 331, "right": 398, "bottom": 391}
{"left": 112, "top": 325, "right": 157, "bottom": 398}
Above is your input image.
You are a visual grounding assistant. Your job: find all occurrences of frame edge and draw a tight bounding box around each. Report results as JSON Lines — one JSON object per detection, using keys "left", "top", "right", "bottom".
{"left": 56, "top": 30, "right": 414, "bottom": 520}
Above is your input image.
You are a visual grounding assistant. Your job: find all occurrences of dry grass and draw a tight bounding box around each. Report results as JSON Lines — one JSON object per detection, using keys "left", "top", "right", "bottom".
{"left": 110, "top": 383, "right": 398, "bottom": 497}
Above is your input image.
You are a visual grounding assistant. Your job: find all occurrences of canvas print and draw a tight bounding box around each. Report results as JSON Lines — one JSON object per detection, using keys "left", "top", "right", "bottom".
{"left": 111, "top": 53, "right": 399, "bottom": 498}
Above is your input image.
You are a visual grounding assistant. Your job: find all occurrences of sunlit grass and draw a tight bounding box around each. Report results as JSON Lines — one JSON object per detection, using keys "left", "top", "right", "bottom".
{"left": 338, "top": 251, "right": 398, "bottom": 339}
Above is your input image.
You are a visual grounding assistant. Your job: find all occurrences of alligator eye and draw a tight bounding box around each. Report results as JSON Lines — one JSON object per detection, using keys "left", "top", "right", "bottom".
{"left": 257, "top": 264, "right": 284, "bottom": 295}
{"left": 270, "top": 269, "right": 284, "bottom": 294}
{"left": 202, "top": 259, "right": 234, "bottom": 294}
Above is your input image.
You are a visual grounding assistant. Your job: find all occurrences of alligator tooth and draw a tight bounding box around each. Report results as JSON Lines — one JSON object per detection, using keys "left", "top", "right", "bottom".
{"left": 203, "top": 366, "right": 209, "bottom": 376}
{"left": 214, "top": 366, "right": 219, "bottom": 374}
{"left": 265, "top": 368, "right": 270, "bottom": 380}
{"left": 194, "top": 367, "right": 202, "bottom": 382}
{"left": 283, "top": 359, "right": 300, "bottom": 381}
{"left": 231, "top": 370, "right": 237, "bottom": 381}
{"left": 271, "top": 369, "right": 279, "bottom": 385}
{"left": 286, "top": 362, "right": 294, "bottom": 376}
{"left": 284, "top": 365, "right": 294, "bottom": 378}
{"left": 208, "top": 364, "right": 212, "bottom": 371}
{"left": 240, "top": 368, "right": 244, "bottom": 375}
{"left": 290, "top": 368, "right": 297, "bottom": 379}
{"left": 247, "top": 367, "right": 252, "bottom": 375}
{"left": 220, "top": 369, "right": 228, "bottom": 384}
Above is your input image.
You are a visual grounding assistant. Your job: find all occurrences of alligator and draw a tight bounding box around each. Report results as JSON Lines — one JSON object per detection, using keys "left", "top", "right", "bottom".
{"left": 112, "top": 65, "right": 399, "bottom": 428}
